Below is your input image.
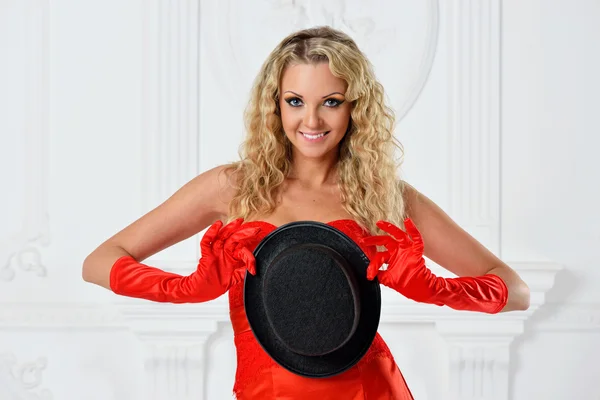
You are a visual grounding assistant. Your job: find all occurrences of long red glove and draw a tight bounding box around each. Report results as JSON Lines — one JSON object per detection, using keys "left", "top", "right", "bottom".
{"left": 109, "top": 218, "right": 261, "bottom": 303}
{"left": 361, "top": 219, "right": 508, "bottom": 314}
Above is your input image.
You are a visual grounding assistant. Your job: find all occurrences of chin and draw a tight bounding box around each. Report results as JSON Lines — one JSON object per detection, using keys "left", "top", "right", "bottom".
{"left": 295, "top": 148, "right": 329, "bottom": 159}
{"left": 294, "top": 145, "right": 342, "bottom": 160}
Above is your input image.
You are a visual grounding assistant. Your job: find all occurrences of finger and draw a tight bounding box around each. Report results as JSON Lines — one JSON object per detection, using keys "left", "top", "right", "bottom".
{"left": 376, "top": 221, "right": 412, "bottom": 247}
{"left": 229, "top": 227, "right": 262, "bottom": 243}
{"left": 377, "top": 269, "right": 390, "bottom": 286}
{"left": 229, "top": 270, "right": 242, "bottom": 286}
{"left": 366, "top": 258, "right": 381, "bottom": 281}
{"left": 376, "top": 220, "right": 409, "bottom": 242}
{"left": 361, "top": 235, "right": 397, "bottom": 250}
{"left": 200, "top": 221, "right": 223, "bottom": 252}
{"left": 220, "top": 218, "right": 244, "bottom": 239}
{"left": 366, "top": 260, "right": 378, "bottom": 281}
{"left": 202, "top": 221, "right": 223, "bottom": 243}
{"left": 224, "top": 237, "right": 237, "bottom": 255}
{"left": 225, "top": 228, "right": 261, "bottom": 255}
{"left": 229, "top": 218, "right": 245, "bottom": 233}
{"left": 366, "top": 252, "right": 388, "bottom": 280}
{"left": 360, "top": 235, "right": 387, "bottom": 246}
{"left": 237, "top": 247, "right": 257, "bottom": 275}
{"left": 403, "top": 218, "right": 424, "bottom": 248}
{"left": 232, "top": 267, "right": 245, "bottom": 284}
{"left": 375, "top": 220, "right": 403, "bottom": 236}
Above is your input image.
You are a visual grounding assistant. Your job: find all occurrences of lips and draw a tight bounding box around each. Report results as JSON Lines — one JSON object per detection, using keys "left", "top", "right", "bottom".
{"left": 300, "top": 131, "right": 330, "bottom": 140}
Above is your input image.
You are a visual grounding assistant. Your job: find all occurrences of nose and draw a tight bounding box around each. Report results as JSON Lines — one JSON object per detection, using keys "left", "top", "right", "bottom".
{"left": 303, "top": 107, "right": 323, "bottom": 130}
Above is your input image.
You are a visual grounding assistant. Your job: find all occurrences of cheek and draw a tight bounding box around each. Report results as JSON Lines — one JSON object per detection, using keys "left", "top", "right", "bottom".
{"left": 331, "top": 110, "right": 351, "bottom": 132}
{"left": 280, "top": 107, "right": 298, "bottom": 131}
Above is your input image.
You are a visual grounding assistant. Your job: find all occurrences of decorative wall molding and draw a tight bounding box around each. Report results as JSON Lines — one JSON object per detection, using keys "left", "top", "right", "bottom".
{"left": 445, "top": 340, "right": 511, "bottom": 400}
{"left": 118, "top": 301, "right": 224, "bottom": 400}
{"left": 9, "top": 299, "right": 594, "bottom": 400}
{"left": 141, "top": 0, "right": 201, "bottom": 212}
{"left": 0, "top": 0, "right": 50, "bottom": 282}
{"left": 528, "top": 303, "right": 600, "bottom": 332}
{"left": 111, "top": 261, "right": 559, "bottom": 400}
{"left": 0, "top": 261, "right": 561, "bottom": 400}
{"left": 396, "top": 0, "right": 439, "bottom": 120}
{"left": 117, "top": 301, "right": 224, "bottom": 344}
{"left": 0, "top": 303, "right": 124, "bottom": 329}
{"left": 203, "top": 0, "right": 439, "bottom": 122}
{"left": 0, "top": 263, "right": 561, "bottom": 329}
{"left": 446, "top": 0, "right": 501, "bottom": 254}
{"left": 0, "top": 353, "right": 52, "bottom": 400}
{"left": 509, "top": 262, "right": 564, "bottom": 309}
{"left": 382, "top": 261, "right": 561, "bottom": 400}
{"left": 142, "top": 343, "right": 207, "bottom": 399}
{"left": 0, "top": 259, "right": 561, "bottom": 329}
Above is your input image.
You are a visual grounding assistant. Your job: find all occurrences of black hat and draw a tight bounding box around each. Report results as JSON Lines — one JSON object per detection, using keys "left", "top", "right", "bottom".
{"left": 243, "top": 220, "right": 381, "bottom": 378}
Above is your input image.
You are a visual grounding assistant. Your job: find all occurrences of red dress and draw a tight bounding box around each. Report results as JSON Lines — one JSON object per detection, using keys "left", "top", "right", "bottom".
{"left": 227, "top": 219, "right": 415, "bottom": 399}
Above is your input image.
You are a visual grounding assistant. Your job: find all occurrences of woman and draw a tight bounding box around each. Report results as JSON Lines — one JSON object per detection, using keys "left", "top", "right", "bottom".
{"left": 83, "top": 26, "right": 530, "bottom": 399}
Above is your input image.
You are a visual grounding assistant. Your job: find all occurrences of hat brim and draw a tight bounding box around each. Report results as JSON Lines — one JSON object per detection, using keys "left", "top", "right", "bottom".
{"left": 244, "top": 221, "right": 381, "bottom": 378}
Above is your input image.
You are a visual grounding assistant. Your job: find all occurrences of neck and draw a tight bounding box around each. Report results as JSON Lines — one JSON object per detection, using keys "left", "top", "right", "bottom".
{"left": 288, "top": 150, "right": 339, "bottom": 187}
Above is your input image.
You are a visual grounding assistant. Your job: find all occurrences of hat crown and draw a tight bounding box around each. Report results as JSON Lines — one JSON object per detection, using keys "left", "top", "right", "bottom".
{"left": 263, "top": 243, "right": 361, "bottom": 356}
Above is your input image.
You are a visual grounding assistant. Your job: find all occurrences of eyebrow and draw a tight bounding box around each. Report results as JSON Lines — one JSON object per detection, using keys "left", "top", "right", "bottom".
{"left": 283, "top": 91, "right": 345, "bottom": 99}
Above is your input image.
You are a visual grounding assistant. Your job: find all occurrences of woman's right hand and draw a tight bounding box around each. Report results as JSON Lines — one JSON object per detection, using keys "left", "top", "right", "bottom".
{"left": 188, "top": 218, "right": 262, "bottom": 298}
{"left": 109, "top": 218, "right": 261, "bottom": 303}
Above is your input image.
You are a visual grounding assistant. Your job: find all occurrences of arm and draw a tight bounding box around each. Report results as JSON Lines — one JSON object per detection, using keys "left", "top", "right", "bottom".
{"left": 402, "top": 182, "right": 530, "bottom": 312}
{"left": 82, "top": 164, "right": 236, "bottom": 290}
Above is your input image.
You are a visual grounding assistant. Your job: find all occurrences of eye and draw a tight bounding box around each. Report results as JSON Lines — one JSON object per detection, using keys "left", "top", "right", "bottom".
{"left": 324, "top": 98, "right": 343, "bottom": 108}
{"left": 284, "top": 97, "right": 303, "bottom": 107}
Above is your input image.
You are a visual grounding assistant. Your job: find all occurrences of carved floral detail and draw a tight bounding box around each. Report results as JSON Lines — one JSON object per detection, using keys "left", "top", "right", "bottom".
{"left": 0, "top": 353, "right": 52, "bottom": 400}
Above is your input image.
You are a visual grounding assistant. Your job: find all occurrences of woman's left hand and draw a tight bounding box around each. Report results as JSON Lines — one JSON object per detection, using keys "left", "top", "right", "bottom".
{"left": 360, "top": 218, "right": 508, "bottom": 313}
{"left": 360, "top": 218, "right": 443, "bottom": 305}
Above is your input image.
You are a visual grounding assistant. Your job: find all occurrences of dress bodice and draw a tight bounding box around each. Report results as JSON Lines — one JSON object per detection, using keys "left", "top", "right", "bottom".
{"left": 227, "top": 219, "right": 373, "bottom": 309}
{"left": 227, "top": 219, "right": 414, "bottom": 399}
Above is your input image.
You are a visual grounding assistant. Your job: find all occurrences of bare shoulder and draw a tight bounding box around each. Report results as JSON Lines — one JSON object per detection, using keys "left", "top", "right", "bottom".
{"left": 98, "top": 164, "right": 239, "bottom": 261}
{"left": 400, "top": 180, "right": 505, "bottom": 277}
{"left": 168, "top": 163, "right": 240, "bottom": 219}
{"left": 400, "top": 180, "right": 440, "bottom": 221}
{"left": 213, "top": 163, "right": 242, "bottom": 219}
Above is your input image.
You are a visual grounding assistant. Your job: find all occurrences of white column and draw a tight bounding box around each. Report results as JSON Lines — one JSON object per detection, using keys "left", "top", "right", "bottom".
{"left": 119, "top": 301, "right": 227, "bottom": 400}
{"left": 437, "top": 320, "right": 518, "bottom": 400}
{"left": 447, "top": 0, "right": 501, "bottom": 254}
{"left": 434, "top": 263, "right": 561, "bottom": 400}
{"left": 141, "top": 0, "right": 200, "bottom": 213}
{"left": 0, "top": 0, "right": 50, "bottom": 282}
{"left": 142, "top": 342, "right": 208, "bottom": 400}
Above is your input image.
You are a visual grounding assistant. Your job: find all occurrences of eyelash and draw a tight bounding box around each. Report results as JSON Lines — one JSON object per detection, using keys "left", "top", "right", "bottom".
{"left": 284, "top": 97, "right": 344, "bottom": 108}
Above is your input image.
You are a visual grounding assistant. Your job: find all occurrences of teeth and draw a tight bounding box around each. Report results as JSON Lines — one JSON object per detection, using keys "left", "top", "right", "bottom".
{"left": 302, "top": 132, "right": 327, "bottom": 140}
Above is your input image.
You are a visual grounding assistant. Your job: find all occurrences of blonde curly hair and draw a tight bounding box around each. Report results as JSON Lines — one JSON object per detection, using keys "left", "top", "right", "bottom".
{"left": 224, "top": 26, "right": 407, "bottom": 234}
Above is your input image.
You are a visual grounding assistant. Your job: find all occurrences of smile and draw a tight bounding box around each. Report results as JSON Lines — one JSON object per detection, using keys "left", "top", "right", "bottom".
{"left": 300, "top": 131, "right": 330, "bottom": 141}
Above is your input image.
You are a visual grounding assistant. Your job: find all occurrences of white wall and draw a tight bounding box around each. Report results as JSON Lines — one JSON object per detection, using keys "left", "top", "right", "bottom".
{"left": 502, "top": 1, "right": 600, "bottom": 399}
{"left": 0, "top": 0, "right": 597, "bottom": 399}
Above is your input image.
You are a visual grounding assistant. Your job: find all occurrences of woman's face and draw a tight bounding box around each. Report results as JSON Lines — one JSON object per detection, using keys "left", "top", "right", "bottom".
{"left": 279, "top": 62, "right": 351, "bottom": 160}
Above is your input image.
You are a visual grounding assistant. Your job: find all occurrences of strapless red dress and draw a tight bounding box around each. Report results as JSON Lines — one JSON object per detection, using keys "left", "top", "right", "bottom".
{"left": 227, "top": 219, "right": 415, "bottom": 399}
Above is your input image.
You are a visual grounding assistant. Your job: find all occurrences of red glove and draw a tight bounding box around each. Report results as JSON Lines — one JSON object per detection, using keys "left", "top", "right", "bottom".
{"left": 109, "top": 218, "right": 261, "bottom": 303}
{"left": 360, "top": 219, "right": 508, "bottom": 314}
